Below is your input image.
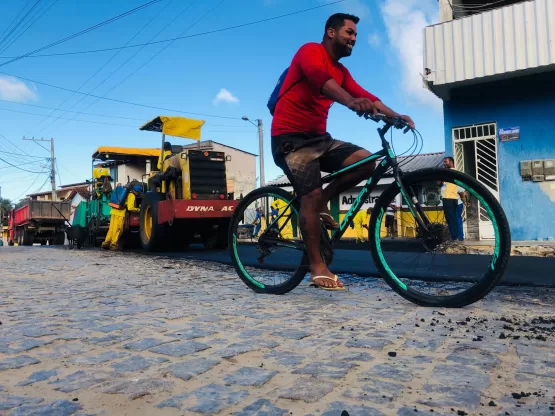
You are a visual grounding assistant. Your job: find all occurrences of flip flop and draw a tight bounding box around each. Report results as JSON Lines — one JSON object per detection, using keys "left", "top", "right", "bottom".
{"left": 320, "top": 213, "right": 339, "bottom": 230}
{"left": 309, "top": 275, "right": 345, "bottom": 291}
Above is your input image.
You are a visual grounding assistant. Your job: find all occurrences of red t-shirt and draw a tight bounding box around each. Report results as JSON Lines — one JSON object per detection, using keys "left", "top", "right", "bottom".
{"left": 271, "top": 42, "right": 380, "bottom": 137}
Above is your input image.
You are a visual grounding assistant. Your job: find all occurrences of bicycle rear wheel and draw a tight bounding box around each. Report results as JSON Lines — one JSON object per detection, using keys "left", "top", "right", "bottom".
{"left": 228, "top": 186, "right": 309, "bottom": 294}
{"left": 369, "top": 168, "right": 511, "bottom": 308}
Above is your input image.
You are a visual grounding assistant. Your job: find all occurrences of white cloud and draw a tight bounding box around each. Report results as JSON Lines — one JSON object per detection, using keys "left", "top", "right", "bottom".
{"left": 379, "top": 0, "right": 441, "bottom": 110}
{"left": 0, "top": 76, "right": 37, "bottom": 103}
{"left": 212, "top": 88, "right": 239, "bottom": 105}
{"left": 368, "top": 33, "right": 381, "bottom": 47}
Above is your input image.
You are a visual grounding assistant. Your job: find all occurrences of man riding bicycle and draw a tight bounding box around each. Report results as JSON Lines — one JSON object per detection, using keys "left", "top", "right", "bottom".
{"left": 271, "top": 13, "right": 414, "bottom": 290}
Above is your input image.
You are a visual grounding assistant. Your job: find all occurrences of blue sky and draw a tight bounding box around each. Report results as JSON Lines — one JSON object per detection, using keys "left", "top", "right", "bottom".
{"left": 0, "top": 0, "right": 441, "bottom": 202}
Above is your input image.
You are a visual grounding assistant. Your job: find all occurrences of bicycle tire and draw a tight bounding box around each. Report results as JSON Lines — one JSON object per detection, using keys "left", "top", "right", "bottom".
{"left": 369, "top": 168, "right": 511, "bottom": 308}
{"left": 228, "top": 186, "right": 309, "bottom": 294}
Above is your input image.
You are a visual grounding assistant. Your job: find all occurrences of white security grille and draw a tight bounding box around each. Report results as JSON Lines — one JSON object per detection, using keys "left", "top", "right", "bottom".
{"left": 452, "top": 123, "right": 499, "bottom": 240}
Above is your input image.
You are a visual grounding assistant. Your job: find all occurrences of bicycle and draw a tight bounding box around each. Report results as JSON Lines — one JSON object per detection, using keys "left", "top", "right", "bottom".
{"left": 228, "top": 114, "right": 511, "bottom": 307}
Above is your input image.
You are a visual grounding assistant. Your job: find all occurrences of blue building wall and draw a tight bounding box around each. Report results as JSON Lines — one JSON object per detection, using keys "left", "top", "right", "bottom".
{"left": 443, "top": 72, "right": 555, "bottom": 241}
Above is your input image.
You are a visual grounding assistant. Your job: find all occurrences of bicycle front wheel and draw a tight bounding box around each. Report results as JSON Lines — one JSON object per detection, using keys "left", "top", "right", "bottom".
{"left": 369, "top": 168, "right": 511, "bottom": 308}
{"left": 228, "top": 186, "right": 309, "bottom": 294}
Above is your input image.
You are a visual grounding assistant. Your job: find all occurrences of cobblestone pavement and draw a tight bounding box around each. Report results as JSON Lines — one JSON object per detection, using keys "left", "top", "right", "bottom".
{"left": 1, "top": 247, "right": 554, "bottom": 416}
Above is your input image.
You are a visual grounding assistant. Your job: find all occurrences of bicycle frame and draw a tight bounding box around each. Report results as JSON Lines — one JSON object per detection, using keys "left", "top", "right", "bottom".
{"left": 261, "top": 121, "right": 432, "bottom": 250}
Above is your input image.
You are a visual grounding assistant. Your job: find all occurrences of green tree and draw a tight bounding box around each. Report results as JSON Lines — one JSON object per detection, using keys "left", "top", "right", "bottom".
{"left": 1, "top": 198, "right": 12, "bottom": 224}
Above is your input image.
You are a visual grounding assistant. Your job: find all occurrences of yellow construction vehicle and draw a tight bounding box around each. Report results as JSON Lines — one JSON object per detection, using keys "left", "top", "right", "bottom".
{"left": 139, "top": 116, "right": 238, "bottom": 251}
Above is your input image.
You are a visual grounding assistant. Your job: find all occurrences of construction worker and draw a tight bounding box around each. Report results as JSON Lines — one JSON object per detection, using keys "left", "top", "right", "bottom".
{"left": 101, "top": 185, "right": 141, "bottom": 251}
{"left": 350, "top": 207, "right": 371, "bottom": 243}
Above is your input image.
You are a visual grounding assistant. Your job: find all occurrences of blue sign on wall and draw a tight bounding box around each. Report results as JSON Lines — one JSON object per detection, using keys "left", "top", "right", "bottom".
{"left": 499, "top": 126, "right": 520, "bottom": 142}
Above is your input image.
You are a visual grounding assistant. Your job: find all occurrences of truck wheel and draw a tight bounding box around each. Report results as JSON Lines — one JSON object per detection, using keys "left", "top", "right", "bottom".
{"left": 54, "top": 232, "right": 65, "bottom": 245}
{"left": 23, "top": 231, "right": 34, "bottom": 246}
{"left": 140, "top": 192, "right": 169, "bottom": 252}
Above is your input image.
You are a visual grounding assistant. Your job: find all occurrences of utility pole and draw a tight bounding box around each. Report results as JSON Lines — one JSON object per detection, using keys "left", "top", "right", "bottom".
{"left": 22, "top": 137, "right": 56, "bottom": 201}
{"left": 242, "top": 116, "right": 265, "bottom": 188}
{"left": 257, "top": 119, "right": 265, "bottom": 187}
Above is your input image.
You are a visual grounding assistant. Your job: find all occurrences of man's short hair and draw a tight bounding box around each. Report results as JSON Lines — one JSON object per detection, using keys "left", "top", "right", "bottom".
{"left": 324, "top": 13, "right": 360, "bottom": 36}
{"left": 445, "top": 156, "right": 455, "bottom": 165}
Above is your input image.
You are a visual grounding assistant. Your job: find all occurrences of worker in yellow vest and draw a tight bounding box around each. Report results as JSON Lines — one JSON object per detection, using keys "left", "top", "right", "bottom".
{"left": 101, "top": 185, "right": 141, "bottom": 251}
{"left": 351, "top": 207, "right": 371, "bottom": 243}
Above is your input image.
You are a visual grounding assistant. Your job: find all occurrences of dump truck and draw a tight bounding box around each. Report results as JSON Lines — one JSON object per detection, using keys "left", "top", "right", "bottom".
{"left": 138, "top": 116, "right": 239, "bottom": 251}
{"left": 8, "top": 199, "right": 70, "bottom": 246}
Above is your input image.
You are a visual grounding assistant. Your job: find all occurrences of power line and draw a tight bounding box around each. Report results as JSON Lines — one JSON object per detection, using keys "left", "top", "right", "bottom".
{"left": 0, "top": 0, "right": 34, "bottom": 44}
{"left": 0, "top": 159, "right": 46, "bottom": 170}
{"left": 0, "top": 0, "right": 60, "bottom": 54}
{"left": 0, "top": 0, "right": 42, "bottom": 51}
{"left": 0, "top": 1, "right": 347, "bottom": 59}
{"left": 26, "top": 0, "right": 174, "bottom": 135}
{"left": 0, "top": 99, "right": 146, "bottom": 121}
{"left": 39, "top": 0, "right": 197, "bottom": 135}
{"left": 12, "top": 171, "right": 47, "bottom": 201}
{"left": 49, "top": 0, "right": 224, "bottom": 135}
{"left": 0, "top": 150, "right": 45, "bottom": 158}
{"left": 0, "top": 70, "right": 240, "bottom": 120}
{"left": 0, "top": 0, "right": 164, "bottom": 68}
{"left": 0, "top": 156, "right": 44, "bottom": 173}
{"left": 0, "top": 107, "right": 137, "bottom": 127}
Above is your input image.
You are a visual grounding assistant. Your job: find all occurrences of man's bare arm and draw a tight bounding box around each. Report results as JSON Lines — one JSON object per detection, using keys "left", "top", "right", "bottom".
{"left": 321, "top": 78, "right": 376, "bottom": 113}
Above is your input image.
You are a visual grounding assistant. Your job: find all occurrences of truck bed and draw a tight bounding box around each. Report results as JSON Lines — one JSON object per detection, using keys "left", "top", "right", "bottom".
{"left": 14, "top": 200, "right": 71, "bottom": 226}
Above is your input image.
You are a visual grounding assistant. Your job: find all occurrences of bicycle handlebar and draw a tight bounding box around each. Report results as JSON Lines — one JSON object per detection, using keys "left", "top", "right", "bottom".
{"left": 357, "top": 112, "right": 413, "bottom": 134}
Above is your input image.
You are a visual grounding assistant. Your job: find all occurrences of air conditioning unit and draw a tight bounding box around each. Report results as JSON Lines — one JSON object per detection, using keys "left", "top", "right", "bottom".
{"left": 543, "top": 159, "right": 554, "bottom": 176}
{"left": 532, "top": 175, "right": 545, "bottom": 182}
{"left": 532, "top": 160, "right": 544, "bottom": 176}
{"left": 520, "top": 160, "right": 532, "bottom": 177}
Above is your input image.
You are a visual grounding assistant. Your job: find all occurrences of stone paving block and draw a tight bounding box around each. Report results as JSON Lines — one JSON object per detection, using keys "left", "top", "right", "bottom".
{"left": 278, "top": 377, "right": 336, "bottom": 403}
{"left": 7, "top": 399, "right": 82, "bottom": 416}
{"left": 101, "top": 377, "right": 174, "bottom": 400}
{"left": 56, "top": 332, "right": 89, "bottom": 341}
{"left": 402, "top": 338, "right": 443, "bottom": 351}
{"left": 217, "top": 340, "right": 279, "bottom": 359}
{"left": 264, "top": 350, "right": 305, "bottom": 366}
{"left": 36, "top": 344, "right": 86, "bottom": 359}
{"left": 0, "top": 339, "right": 52, "bottom": 354}
{"left": 21, "top": 326, "right": 58, "bottom": 338}
{"left": 0, "top": 355, "right": 40, "bottom": 371}
{"left": 70, "top": 351, "right": 128, "bottom": 365}
{"left": 232, "top": 399, "right": 288, "bottom": 416}
{"left": 95, "top": 323, "right": 132, "bottom": 333}
{"left": 149, "top": 341, "right": 210, "bottom": 357}
{"left": 334, "top": 351, "right": 374, "bottom": 363}
{"left": 320, "top": 401, "right": 385, "bottom": 416}
{"left": 271, "top": 329, "right": 312, "bottom": 340}
{"left": 84, "top": 334, "right": 133, "bottom": 346}
{"left": 363, "top": 363, "right": 414, "bottom": 381}
{"left": 123, "top": 338, "right": 174, "bottom": 351}
{"left": 343, "top": 379, "right": 404, "bottom": 404}
{"left": 416, "top": 384, "right": 481, "bottom": 409}
{"left": 111, "top": 355, "right": 168, "bottom": 373}
{"left": 16, "top": 369, "right": 58, "bottom": 386}
{"left": 165, "top": 328, "right": 217, "bottom": 340}
{"left": 158, "top": 383, "right": 249, "bottom": 414}
{"left": 397, "top": 407, "right": 451, "bottom": 416}
{"left": 293, "top": 361, "right": 356, "bottom": 379}
{"left": 49, "top": 370, "right": 112, "bottom": 393}
{"left": 446, "top": 348, "right": 501, "bottom": 370}
{"left": 224, "top": 367, "right": 278, "bottom": 386}
{"left": 0, "top": 395, "right": 43, "bottom": 411}
{"left": 431, "top": 364, "right": 490, "bottom": 390}
{"left": 238, "top": 329, "right": 265, "bottom": 338}
{"left": 345, "top": 338, "right": 392, "bottom": 349}
{"left": 162, "top": 358, "right": 220, "bottom": 381}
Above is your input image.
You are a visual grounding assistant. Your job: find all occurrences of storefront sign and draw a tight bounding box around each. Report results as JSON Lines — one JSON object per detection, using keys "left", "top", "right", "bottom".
{"left": 340, "top": 187, "right": 400, "bottom": 211}
{"left": 499, "top": 126, "right": 520, "bottom": 142}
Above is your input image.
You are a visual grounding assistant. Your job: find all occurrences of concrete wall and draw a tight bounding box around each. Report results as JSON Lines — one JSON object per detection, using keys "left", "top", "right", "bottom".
{"left": 212, "top": 144, "right": 256, "bottom": 198}
{"left": 444, "top": 72, "right": 555, "bottom": 240}
{"left": 116, "top": 163, "right": 148, "bottom": 186}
